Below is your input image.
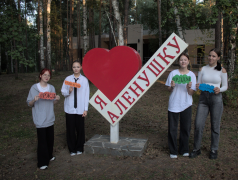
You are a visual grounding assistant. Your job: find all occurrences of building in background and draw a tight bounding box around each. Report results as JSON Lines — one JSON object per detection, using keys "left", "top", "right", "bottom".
{"left": 72, "top": 25, "right": 215, "bottom": 66}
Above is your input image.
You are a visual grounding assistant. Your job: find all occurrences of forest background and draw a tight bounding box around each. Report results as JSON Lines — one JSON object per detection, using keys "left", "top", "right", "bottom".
{"left": 0, "top": 0, "right": 237, "bottom": 105}
{"left": 0, "top": 0, "right": 238, "bottom": 179}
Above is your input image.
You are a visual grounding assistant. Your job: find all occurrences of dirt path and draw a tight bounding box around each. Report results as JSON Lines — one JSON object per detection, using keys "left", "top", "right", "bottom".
{"left": 0, "top": 71, "right": 237, "bottom": 179}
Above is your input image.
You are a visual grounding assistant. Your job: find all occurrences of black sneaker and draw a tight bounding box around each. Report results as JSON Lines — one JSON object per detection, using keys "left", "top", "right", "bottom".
{"left": 189, "top": 149, "right": 201, "bottom": 158}
{"left": 209, "top": 150, "right": 218, "bottom": 159}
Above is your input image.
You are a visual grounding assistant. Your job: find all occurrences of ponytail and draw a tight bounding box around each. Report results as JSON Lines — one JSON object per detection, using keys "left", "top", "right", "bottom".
{"left": 214, "top": 62, "right": 221, "bottom": 71}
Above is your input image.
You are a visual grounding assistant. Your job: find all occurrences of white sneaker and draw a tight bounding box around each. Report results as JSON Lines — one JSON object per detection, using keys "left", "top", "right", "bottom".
{"left": 70, "top": 152, "right": 76, "bottom": 156}
{"left": 77, "top": 151, "right": 82, "bottom": 155}
{"left": 170, "top": 154, "right": 178, "bottom": 159}
{"left": 183, "top": 153, "right": 189, "bottom": 157}
{"left": 50, "top": 157, "right": 55, "bottom": 161}
{"left": 40, "top": 165, "right": 48, "bottom": 170}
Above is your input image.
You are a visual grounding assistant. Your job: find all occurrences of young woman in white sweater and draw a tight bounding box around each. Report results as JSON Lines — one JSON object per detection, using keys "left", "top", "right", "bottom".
{"left": 189, "top": 48, "right": 228, "bottom": 159}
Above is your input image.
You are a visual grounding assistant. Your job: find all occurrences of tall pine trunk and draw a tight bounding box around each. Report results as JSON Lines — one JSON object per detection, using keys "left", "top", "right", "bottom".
{"left": 109, "top": 0, "right": 112, "bottom": 49}
{"left": 112, "top": 0, "right": 124, "bottom": 46}
{"left": 60, "top": 0, "right": 63, "bottom": 70}
{"left": 69, "top": 0, "right": 74, "bottom": 66}
{"left": 47, "top": 0, "right": 52, "bottom": 69}
{"left": 39, "top": 0, "right": 44, "bottom": 69}
{"left": 88, "top": 0, "right": 95, "bottom": 50}
{"left": 157, "top": 0, "right": 162, "bottom": 46}
{"left": 25, "top": 0, "right": 28, "bottom": 72}
{"left": 83, "top": 0, "right": 88, "bottom": 56}
{"left": 173, "top": 1, "right": 185, "bottom": 41}
{"left": 123, "top": 0, "right": 129, "bottom": 46}
{"left": 215, "top": 0, "right": 221, "bottom": 49}
{"left": 43, "top": 0, "right": 48, "bottom": 66}
{"left": 0, "top": 44, "right": 1, "bottom": 75}
{"left": 77, "top": 0, "right": 81, "bottom": 62}
{"left": 98, "top": 0, "right": 102, "bottom": 48}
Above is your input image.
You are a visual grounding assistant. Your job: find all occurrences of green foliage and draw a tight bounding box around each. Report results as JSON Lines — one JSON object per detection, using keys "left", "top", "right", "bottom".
{"left": 0, "top": 4, "right": 38, "bottom": 70}
{"left": 224, "top": 62, "right": 238, "bottom": 108}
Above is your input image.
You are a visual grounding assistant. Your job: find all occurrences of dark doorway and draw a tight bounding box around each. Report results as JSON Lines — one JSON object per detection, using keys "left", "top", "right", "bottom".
{"left": 127, "top": 43, "right": 137, "bottom": 51}
{"left": 197, "top": 45, "right": 205, "bottom": 64}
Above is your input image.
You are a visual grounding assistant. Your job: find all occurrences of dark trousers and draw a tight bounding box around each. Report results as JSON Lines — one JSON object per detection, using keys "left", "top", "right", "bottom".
{"left": 168, "top": 106, "right": 192, "bottom": 155}
{"left": 37, "top": 125, "right": 54, "bottom": 168}
{"left": 194, "top": 91, "right": 223, "bottom": 151}
{"left": 66, "top": 113, "right": 85, "bottom": 153}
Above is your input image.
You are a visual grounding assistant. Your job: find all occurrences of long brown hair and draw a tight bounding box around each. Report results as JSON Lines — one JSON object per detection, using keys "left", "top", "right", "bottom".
{"left": 209, "top": 48, "right": 221, "bottom": 71}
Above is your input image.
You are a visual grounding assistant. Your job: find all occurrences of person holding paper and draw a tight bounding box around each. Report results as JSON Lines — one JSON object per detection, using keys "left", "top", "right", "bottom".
{"left": 190, "top": 48, "right": 228, "bottom": 159}
{"left": 26, "top": 68, "right": 60, "bottom": 170}
{"left": 61, "top": 60, "right": 90, "bottom": 156}
{"left": 165, "top": 53, "right": 196, "bottom": 158}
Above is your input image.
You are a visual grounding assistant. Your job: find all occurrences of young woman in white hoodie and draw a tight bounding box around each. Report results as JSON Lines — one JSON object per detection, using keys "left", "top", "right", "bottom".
{"left": 27, "top": 68, "right": 60, "bottom": 170}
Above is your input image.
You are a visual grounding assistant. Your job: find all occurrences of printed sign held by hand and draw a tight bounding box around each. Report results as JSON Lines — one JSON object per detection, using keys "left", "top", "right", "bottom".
{"left": 172, "top": 74, "right": 191, "bottom": 84}
{"left": 199, "top": 84, "right": 214, "bottom": 93}
{"left": 65, "top": 80, "right": 81, "bottom": 88}
{"left": 39, "top": 92, "right": 56, "bottom": 100}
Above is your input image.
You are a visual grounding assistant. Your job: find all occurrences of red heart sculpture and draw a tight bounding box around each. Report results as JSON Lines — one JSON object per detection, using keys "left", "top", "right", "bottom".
{"left": 83, "top": 46, "right": 142, "bottom": 101}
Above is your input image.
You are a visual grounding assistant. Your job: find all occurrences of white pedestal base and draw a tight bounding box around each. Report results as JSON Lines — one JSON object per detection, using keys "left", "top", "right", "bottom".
{"left": 110, "top": 123, "right": 119, "bottom": 143}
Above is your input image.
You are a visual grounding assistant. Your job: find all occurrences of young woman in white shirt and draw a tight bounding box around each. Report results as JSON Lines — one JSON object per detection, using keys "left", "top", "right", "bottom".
{"left": 27, "top": 68, "right": 60, "bottom": 170}
{"left": 165, "top": 53, "right": 196, "bottom": 158}
{"left": 189, "top": 48, "right": 228, "bottom": 159}
{"left": 61, "top": 61, "right": 90, "bottom": 156}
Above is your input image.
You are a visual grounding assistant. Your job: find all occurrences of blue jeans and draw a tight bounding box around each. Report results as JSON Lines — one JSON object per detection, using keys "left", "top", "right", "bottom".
{"left": 193, "top": 91, "right": 223, "bottom": 151}
{"left": 168, "top": 106, "right": 192, "bottom": 155}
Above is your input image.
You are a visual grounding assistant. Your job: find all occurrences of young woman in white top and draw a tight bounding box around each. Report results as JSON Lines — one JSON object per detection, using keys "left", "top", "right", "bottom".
{"left": 27, "top": 68, "right": 60, "bottom": 170}
{"left": 165, "top": 53, "right": 196, "bottom": 158}
{"left": 61, "top": 61, "right": 89, "bottom": 156}
{"left": 189, "top": 48, "right": 228, "bottom": 159}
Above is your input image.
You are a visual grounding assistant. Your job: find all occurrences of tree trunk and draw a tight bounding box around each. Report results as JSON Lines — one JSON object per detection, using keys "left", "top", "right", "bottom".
{"left": 123, "top": 0, "right": 129, "bottom": 46}
{"left": 60, "top": 0, "right": 63, "bottom": 70}
{"left": 39, "top": 0, "right": 44, "bottom": 69}
{"left": 66, "top": 0, "right": 69, "bottom": 70}
{"left": 215, "top": 0, "right": 221, "bottom": 49}
{"left": 112, "top": 0, "right": 124, "bottom": 46}
{"left": 109, "top": 0, "right": 112, "bottom": 49}
{"left": 0, "top": 44, "right": 1, "bottom": 75}
{"left": 69, "top": 0, "right": 74, "bottom": 66}
{"left": 77, "top": 0, "right": 81, "bottom": 62}
{"left": 98, "top": 0, "right": 102, "bottom": 48}
{"left": 83, "top": 0, "right": 88, "bottom": 56}
{"left": 112, "top": 14, "right": 116, "bottom": 47}
{"left": 173, "top": 2, "right": 185, "bottom": 41}
{"left": 157, "top": 0, "right": 162, "bottom": 46}
{"left": 6, "top": 50, "right": 10, "bottom": 74}
{"left": 88, "top": 0, "right": 95, "bottom": 50}
{"left": 37, "top": 0, "right": 40, "bottom": 71}
{"left": 47, "top": 0, "right": 52, "bottom": 69}
{"left": 227, "top": 27, "right": 237, "bottom": 81}
{"left": 25, "top": 0, "right": 28, "bottom": 72}
{"left": 88, "top": 1, "right": 93, "bottom": 49}
{"left": 13, "top": 39, "right": 18, "bottom": 79}
{"left": 11, "top": 41, "right": 13, "bottom": 73}
{"left": 43, "top": 0, "right": 48, "bottom": 66}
